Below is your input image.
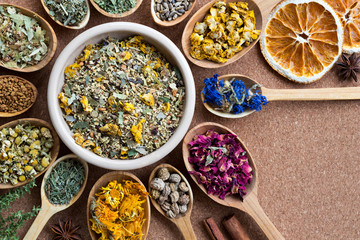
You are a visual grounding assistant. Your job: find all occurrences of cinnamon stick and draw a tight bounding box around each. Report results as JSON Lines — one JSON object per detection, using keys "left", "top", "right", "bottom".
{"left": 222, "top": 215, "right": 250, "bottom": 240}
{"left": 203, "top": 217, "right": 226, "bottom": 240}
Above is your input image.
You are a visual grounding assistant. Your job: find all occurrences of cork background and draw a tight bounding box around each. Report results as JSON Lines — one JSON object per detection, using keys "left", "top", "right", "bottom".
{"left": 0, "top": 0, "right": 359, "bottom": 239}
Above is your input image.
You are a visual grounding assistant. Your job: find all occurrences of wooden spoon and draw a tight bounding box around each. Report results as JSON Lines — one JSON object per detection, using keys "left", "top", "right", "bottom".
{"left": 151, "top": 0, "right": 196, "bottom": 27}
{"left": 89, "top": 0, "right": 143, "bottom": 18}
{"left": 181, "top": 0, "right": 277, "bottom": 68}
{"left": 87, "top": 171, "right": 151, "bottom": 240}
{"left": 40, "top": 0, "right": 90, "bottom": 29}
{"left": 23, "top": 154, "right": 89, "bottom": 240}
{"left": 0, "top": 4, "right": 57, "bottom": 72}
{"left": 0, "top": 118, "right": 60, "bottom": 189}
{"left": 0, "top": 75, "right": 38, "bottom": 117}
{"left": 149, "top": 163, "right": 196, "bottom": 240}
{"left": 202, "top": 74, "right": 360, "bottom": 118}
{"left": 182, "top": 122, "right": 284, "bottom": 240}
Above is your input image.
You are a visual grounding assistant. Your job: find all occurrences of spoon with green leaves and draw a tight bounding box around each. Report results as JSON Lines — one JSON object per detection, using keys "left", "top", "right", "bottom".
{"left": 23, "top": 154, "right": 88, "bottom": 240}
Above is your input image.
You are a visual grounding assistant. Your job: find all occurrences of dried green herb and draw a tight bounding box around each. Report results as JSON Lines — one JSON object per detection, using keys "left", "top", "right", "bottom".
{"left": 44, "top": 0, "right": 88, "bottom": 26}
{"left": 45, "top": 158, "right": 85, "bottom": 205}
{"left": 0, "top": 180, "right": 41, "bottom": 240}
{"left": 94, "top": 0, "right": 137, "bottom": 14}
{"left": 0, "top": 6, "right": 48, "bottom": 69}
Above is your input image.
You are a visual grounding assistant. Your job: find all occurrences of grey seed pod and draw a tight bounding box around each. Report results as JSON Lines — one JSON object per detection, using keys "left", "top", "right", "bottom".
{"left": 151, "top": 189, "right": 161, "bottom": 200}
{"left": 170, "top": 191, "right": 179, "bottom": 203}
{"left": 178, "top": 194, "right": 190, "bottom": 205}
{"left": 161, "top": 183, "right": 171, "bottom": 196}
{"left": 166, "top": 209, "right": 176, "bottom": 218}
{"left": 158, "top": 194, "right": 168, "bottom": 205}
{"left": 169, "top": 182, "right": 178, "bottom": 192}
{"left": 150, "top": 178, "right": 165, "bottom": 191}
{"left": 161, "top": 201, "right": 171, "bottom": 212}
{"left": 157, "top": 167, "right": 170, "bottom": 181}
{"left": 178, "top": 182, "right": 189, "bottom": 192}
{"left": 179, "top": 204, "right": 188, "bottom": 214}
{"left": 171, "top": 202, "right": 180, "bottom": 215}
{"left": 169, "top": 173, "right": 181, "bottom": 183}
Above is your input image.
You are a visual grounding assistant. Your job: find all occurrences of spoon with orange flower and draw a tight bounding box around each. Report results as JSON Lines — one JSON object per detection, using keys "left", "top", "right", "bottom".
{"left": 202, "top": 74, "right": 360, "bottom": 118}
{"left": 24, "top": 154, "right": 88, "bottom": 240}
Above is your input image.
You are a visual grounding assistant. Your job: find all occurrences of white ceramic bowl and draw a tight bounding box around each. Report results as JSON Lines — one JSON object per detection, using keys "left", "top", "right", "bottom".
{"left": 48, "top": 22, "right": 195, "bottom": 170}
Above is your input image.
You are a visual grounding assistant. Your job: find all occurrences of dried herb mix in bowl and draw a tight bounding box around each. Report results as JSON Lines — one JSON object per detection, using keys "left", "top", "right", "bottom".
{"left": 188, "top": 130, "right": 253, "bottom": 200}
{"left": 59, "top": 36, "right": 185, "bottom": 160}
{"left": 0, "top": 6, "right": 48, "bottom": 69}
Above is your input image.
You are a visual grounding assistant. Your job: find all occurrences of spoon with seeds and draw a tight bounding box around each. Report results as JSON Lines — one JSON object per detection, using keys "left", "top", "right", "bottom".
{"left": 0, "top": 76, "right": 38, "bottom": 118}
{"left": 149, "top": 164, "right": 196, "bottom": 240}
{"left": 24, "top": 154, "right": 88, "bottom": 240}
{"left": 202, "top": 74, "right": 360, "bottom": 118}
{"left": 182, "top": 122, "right": 284, "bottom": 240}
{"left": 40, "top": 0, "right": 90, "bottom": 29}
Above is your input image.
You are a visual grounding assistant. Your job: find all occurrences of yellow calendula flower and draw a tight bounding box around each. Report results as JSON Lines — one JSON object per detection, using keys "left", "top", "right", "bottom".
{"left": 99, "top": 124, "right": 121, "bottom": 136}
{"left": 122, "top": 51, "right": 132, "bottom": 61}
{"left": 73, "top": 133, "right": 85, "bottom": 145}
{"left": 131, "top": 119, "right": 145, "bottom": 144}
{"left": 58, "top": 93, "right": 73, "bottom": 115}
{"left": 93, "top": 146, "right": 102, "bottom": 155}
{"left": 80, "top": 96, "right": 93, "bottom": 113}
{"left": 64, "top": 62, "right": 81, "bottom": 77}
{"left": 140, "top": 93, "right": 155, "bottom": 106}
{"left": 120, "top": 102, "right": 138, "bottom": 117}
{"left": 82, "top": 140, "right": 95, "bottom": 148}
{"left": 161, "top": 102, "right": 170, "bottom": 112}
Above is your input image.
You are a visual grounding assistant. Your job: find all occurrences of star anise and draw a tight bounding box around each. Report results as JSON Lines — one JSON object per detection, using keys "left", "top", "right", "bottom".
{"left": 336, "top": 53, "right": 360, "bottom": 82}
{"left": 50, "top": 219, "right": 81, "bottom": 240}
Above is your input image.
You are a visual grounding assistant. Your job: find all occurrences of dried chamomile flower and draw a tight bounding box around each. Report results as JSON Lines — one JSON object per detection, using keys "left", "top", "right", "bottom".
{"left": 190, "top": 1, "right": 260, "bottom": 63}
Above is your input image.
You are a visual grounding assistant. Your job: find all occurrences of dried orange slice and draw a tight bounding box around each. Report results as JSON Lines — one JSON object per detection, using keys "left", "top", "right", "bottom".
{"left": 323, "top": 0, "right": 360, "bottom": 53}
{"left": 260, "top": 0, "right": 343, "bottom": 83}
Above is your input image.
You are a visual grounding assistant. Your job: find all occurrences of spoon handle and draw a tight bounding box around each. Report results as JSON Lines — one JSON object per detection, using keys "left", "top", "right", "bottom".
{"left": 262, "top": 87, "right": 360, "bottom": 101}
{"left": 23, "top": 203, "right": 56, "bottom": 240}
{"left": 241, "top": 194, "right": 284, "bottom": 240}
{"left": 174, "top": 215, "right": 197, "bottom": 240}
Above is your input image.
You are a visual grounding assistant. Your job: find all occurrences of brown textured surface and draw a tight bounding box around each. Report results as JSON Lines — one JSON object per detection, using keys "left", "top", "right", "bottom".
{"left": 0, "top": 0, "right": 359, "bottom": 239}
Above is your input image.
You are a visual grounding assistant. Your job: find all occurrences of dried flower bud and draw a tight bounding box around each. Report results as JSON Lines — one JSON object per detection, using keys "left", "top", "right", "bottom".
{"left": 161, "top": 201, "right": 171, "bottom": 212}
{"left": 166, "top": 210, "right": 176, "bottom": 218}
{"left": 158, "top": 194, "right": 168, "bottom": 205}
{"left": 157, "top": 167, "right": 170, "bottom": 181}
{"left": 161, "top": 183, "right": 171, "bottom": 196}
{"left": 179, "top": 204, "right": 188, "bottom": 214}
{"left": 169, "top": 173, "right": 181, "bottom": 183}
{"left": 171, "top": 202, "right": 180, "bottom": 215}
{"left": 151, "top": 189, "right": 160, "bottom": 200}
{"left": 169, "top": 182, "right": 178, "bottom": 192}
{"left": 150, "top": 178, "right": 165, "bottom": 191}
{"left": 178, "top": 194, "right": 190, "bottom": 205}
{"left": 170, "top": 191, "right": 179, "bottom": 203}
{"left": 179, "top": 182, "right": 189, "bottom": 192}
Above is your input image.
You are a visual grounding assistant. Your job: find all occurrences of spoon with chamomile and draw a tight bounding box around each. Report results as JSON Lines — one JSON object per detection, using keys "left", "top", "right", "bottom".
{"left": 149, "top": 164, "right": 196, "bottom": 240}
{"left": 182, "top": 122, "right": 284, "bottom": 240}
{"left": 24, "top": 154, "right": 88, "bottom": 240}
{"left": 202, "top": 74, "right": 360, "bottom": 118}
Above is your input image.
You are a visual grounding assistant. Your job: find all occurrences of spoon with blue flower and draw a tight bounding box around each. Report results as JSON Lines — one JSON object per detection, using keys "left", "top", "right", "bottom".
{"left": 202, "top": 74, "right": 360, "bottom": 118}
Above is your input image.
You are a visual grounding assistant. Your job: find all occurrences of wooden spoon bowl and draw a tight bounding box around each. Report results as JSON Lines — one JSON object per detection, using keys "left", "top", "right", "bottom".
{"left": 23, "top": 154, "right": 89, "bottom": 240}
{"left": 0, "top": 75, "right": 38, "bottom": 117}
{"left": 87, "top": 171, "right": 151, "bottom": 240}
{"left": 182, "top": 122, "right": 284, "bottom": 240}
{"left": 148, "top": 163, "right": 196, "bottom": 240}
{"left": 151, "top": 0, "right": 196, "bottom": 27}
{"left": 0, "top": 4, "right": 57, "bottom": 72}
{"left": 90, "top": 0, "right": 143, "bottom": 18}
{"left": 182, "top": 0, "right": 262, "bottom": 68}
{"left": 0, "top": 118, "right": 60, "bottom": 189}
{"left": 40, "top": 0, "right": 90, "bottom": 29}
{"left": 203, "top": 74, "right": 360, "bottom": 118}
